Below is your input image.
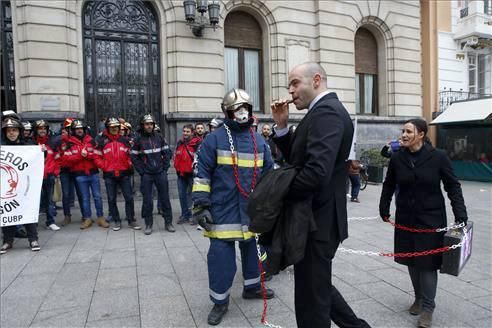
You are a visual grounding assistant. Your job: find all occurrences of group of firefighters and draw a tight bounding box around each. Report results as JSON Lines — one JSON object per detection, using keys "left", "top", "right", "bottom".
{"left": 1, "top": 88, "right": 278, "bottom": 325}
{"left": 0, "top": 110, "right": 225, "bottom": 236}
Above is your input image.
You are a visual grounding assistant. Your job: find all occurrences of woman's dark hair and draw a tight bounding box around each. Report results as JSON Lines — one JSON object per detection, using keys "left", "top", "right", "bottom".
{"left": 404, "top": 118, "right": 432, "bottom": 145}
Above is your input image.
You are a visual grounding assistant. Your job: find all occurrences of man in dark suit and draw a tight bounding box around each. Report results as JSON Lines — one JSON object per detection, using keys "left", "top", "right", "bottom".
{"left": 271, "top": 62, "right": 370, "bottom": 328}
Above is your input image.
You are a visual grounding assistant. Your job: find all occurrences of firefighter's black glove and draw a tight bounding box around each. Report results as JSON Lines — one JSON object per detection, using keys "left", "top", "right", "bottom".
{"left": 193, "top": 207, "right": 213, "bottom": 232}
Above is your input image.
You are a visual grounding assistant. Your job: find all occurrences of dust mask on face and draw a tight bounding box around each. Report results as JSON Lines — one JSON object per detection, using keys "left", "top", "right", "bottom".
{"left": 233, "top": 107, "right": 249, "bottom": 124}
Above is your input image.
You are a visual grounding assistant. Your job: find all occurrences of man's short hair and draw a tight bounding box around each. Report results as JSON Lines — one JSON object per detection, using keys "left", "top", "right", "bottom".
{"left": 195, "top": 122, "right": 205, "bottom": 128}
{"left": 183, "top": 124, "right": 194, "bottom": 131}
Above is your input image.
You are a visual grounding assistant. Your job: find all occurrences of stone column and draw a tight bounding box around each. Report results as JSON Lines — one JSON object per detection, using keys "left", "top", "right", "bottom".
{"left": 13, "top": 0, "right": 81, "bottom": 124}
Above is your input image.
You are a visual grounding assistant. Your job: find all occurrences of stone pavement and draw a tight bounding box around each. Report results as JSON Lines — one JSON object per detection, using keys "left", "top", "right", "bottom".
{"left": 1, "top": 181, "right": 491, "bottom": 328}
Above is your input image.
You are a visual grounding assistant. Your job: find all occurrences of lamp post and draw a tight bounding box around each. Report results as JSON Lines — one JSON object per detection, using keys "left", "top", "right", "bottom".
{"left": 183, "top": 0, "right": 220, "bottom": 37}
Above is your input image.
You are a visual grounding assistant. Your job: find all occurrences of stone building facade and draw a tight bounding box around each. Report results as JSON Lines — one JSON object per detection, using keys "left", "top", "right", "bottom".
{"left": 1, "top": 0, "right": 425, "bottom": 152}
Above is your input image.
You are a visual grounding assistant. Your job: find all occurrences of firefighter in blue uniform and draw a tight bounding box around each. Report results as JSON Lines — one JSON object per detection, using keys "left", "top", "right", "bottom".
{"left": 192, "top": 89, "right": 275, "bottom": 326}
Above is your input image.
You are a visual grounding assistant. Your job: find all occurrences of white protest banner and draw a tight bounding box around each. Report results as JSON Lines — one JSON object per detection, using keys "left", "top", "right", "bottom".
{"left": 348, "top": 117, "right": 357, "bottom": 160}
{"left": 1, "top": 145, "right": 44, "bottom": 227}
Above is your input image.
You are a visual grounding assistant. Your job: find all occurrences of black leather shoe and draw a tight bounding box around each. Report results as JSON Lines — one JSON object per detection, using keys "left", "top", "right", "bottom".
{"left": 242, "top": 288, "right": 275, "bottom": 300}
{"left": 207, "top": 303, "right": 228, "bottom": 326}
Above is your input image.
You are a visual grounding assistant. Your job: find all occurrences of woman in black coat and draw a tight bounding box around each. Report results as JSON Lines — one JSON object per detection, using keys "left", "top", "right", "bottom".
{"left": 379, "top": 118, "right": 467, "bottom": 328}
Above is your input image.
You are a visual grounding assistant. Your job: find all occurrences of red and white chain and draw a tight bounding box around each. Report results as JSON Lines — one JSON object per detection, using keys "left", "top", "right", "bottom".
{"left": 383, "top": 217, "right": 466, "bottom": 233}
{"left": 255, "top": 234, "right": 282, "bottom": 328}
{"left": 339, "top": 224, "right": 468, "bottom": 258}
{"left": 224, "top": 124, "right": 258, "bottom": 199}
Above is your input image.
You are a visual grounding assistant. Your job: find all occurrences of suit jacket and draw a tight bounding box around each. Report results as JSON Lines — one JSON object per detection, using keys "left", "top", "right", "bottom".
{"left": 274, "top": 92, "right": 353, "bottom": 242}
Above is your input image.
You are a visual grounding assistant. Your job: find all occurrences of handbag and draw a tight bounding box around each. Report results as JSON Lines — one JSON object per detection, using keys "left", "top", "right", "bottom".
{"left": 52, "top": 177, "right": 62, "bottom": 203}
{"left": 441, "top": 221, "right": 473, "bottom": 276}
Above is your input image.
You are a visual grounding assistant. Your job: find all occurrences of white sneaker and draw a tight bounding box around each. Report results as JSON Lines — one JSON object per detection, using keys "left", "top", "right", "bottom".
{"left": 197, "top": 225, "right": 204, "bottom": 231}
{"left": 47, "top": 223, "right": 61, "bottom": 231}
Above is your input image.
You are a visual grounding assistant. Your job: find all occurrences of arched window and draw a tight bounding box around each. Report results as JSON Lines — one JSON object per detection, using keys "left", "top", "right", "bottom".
{"left": 83, "top": 0, "right": 161, "bottom": 129}
{"left": 0, "top": 1, "right": 16, "bottom": 112}
{"left": 355, "top": 27, "right": 378, "bottom": 115}
{"left": 224, "top": 11, "right": 263, "bottom": 112}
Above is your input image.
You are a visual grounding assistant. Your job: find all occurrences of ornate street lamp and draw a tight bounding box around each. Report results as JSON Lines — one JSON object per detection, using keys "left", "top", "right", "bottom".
{"left": 183, "top": 0, "right": 220, "bottom": 37}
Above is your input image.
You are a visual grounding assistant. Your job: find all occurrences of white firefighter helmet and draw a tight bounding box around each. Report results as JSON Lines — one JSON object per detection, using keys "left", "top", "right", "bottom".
{"left": 2, "top": 118, "right": 23, "bottom": 130}
{"left": 221, "top": 88, "right": 253, "bottom": 114}
{"left": 22, "top": 121, "right": 33, "bottom": 131}
{"left": 140, "top": 114, "right": 156, "bottom": 125}
{"left": 105, "top": 117, "right": 120, "bottom": 128}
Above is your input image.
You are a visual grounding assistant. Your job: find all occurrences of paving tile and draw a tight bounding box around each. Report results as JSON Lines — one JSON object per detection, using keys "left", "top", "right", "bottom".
{"left": 0, "top": 295, "right": 43, "bottom": 328}
{"left": 138, "top": 272, "right": 183, "bottom": 299}
{"left": 134, "top": 234, "right": 166, "bottom": 250}
{"left": 105, "top": 234, "right": 135, "bottom": 250}
{"left": 470, "top": 279, "right": 492, "bottom": 292}
{"left": 136, "top": 246, "right": 168, "bottom": 258}
{"left": 439, "top": 275, "right": 491, "bottom": 300}
{"left": 100, "top": 250, "right": 136, "bottom": 269}
{"left": 66, "top": 249, "right": 103, "bottom": 263}
{"left": 174, "top": 261, "right": 208, "bottom": 282}
{"left": 85, "top": 315, "right": 141, "bottom": 328}
{"left": 19, "top": 253, "right": 66, "bottom": 276}
{"left": 331, "top": 277, "right": 372, "bottom": 303}
{"left": 469, "top": 294, "right": 492, "bottom": 311}
{"left": 136, "top": 254, "right": 175, "bottom": 276}
{"left": 39, "top": 277, "right": 94, "bottom": 311}
{"left": 140, "top": 295, "right": 196, "bottom": 328}
{"left": 168, "top": 246, "right": 205, "bottom": 264}
{"left": 354, "top": 281, "right": 413, "bottom": 312}
{"left": 457, "top": 267, "right": 492, "bottom": 283}
{"left": 333, "top": 261, "right": 381, "bottom": 285}
{"left": 1, "top": 260, "right": 27, "bottom": 292}
{"left": 345, "top": 298, "right": 411, "bottom": 327}
{"left": 95, "top": 266, "right": 137, "bottom": 291}
{"left": 2, "top": 273, "right": 56, "bottom": 299}
{"left": 56, "top": 262, "right": 100, "bottom": 282}
{"left": 368, "top": 267, "right": 414, "bottom": 292}
{"left": 30, "top": 306, "right": 88, "bottom": 328}
{"left": 426, "top": 308, "right": 473, "bottom": 328}
{"left": 87, "top": 287, "right": 139, "bottom": 322}
{"left": 436, "top": 289, "right": 492, "bottom": 322}
{"left": 468, "top": 316, "right": 492, "bottom": 328}
{"left": 163, "top": 232, "right": 195, "bottom": 248}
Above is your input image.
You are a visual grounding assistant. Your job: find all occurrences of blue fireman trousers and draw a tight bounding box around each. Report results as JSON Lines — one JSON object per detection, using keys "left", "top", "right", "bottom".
{"left": 208, "top": 238, "right": 261, "bottom": 305}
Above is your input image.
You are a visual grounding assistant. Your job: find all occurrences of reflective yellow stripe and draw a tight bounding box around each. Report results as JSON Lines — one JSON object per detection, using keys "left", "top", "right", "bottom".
{"left": 204, "top": 230, "right": 255, "bottom": 240}
{"left": 217, "top": 156, "right": 264, "bottom": 168}
{"left": 192, "top": 184, "right": 211, "bottom": 192}
{"left": 260, "top": 253, "right": 267, "bottom": 261}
